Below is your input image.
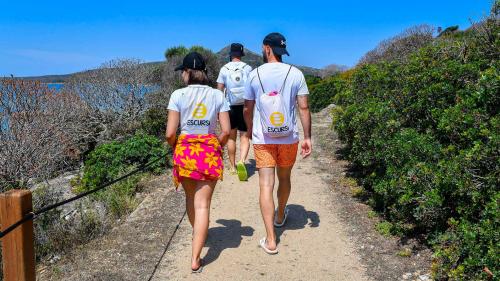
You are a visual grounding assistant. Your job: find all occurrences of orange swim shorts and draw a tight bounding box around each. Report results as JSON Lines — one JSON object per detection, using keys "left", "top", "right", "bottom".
{"left": 253, "top": 142, "right": 299, "bottom": 168}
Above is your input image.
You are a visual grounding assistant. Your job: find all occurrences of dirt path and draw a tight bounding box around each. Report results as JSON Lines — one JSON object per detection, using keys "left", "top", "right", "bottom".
{"left": 39, "top": 108, "right": 431, "bottom": 280}
{"left": 151, "top": 115, "right": 368, "bottom": 281}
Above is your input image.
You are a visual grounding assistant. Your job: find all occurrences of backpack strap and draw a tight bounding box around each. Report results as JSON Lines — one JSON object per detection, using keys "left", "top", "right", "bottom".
{"left": 257, "top": 65, "right": 293, "bottom": 94}
{"left": 225, "top": 62, "right": 247, "bottom": 71}
{"left": 256, "top": 67, "right": 265, "bottom": 93}
{"left": 278, "top": 65, "right": 293, "bottom": 95}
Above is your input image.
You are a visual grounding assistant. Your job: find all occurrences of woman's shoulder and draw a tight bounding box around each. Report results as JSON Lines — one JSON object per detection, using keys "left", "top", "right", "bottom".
{"left": 171, "top": 87, "right": 188, "bottom": 96}
{"left": 211, "top": 87, "right": 224, "bottom": 95}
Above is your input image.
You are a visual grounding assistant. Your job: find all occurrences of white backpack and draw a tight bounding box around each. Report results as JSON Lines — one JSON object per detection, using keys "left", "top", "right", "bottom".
{"left": 225, "top": 63, "right": 248, "bottom": 105}
{"left": 256, "top": 65, "right": 293, "bottom": 138}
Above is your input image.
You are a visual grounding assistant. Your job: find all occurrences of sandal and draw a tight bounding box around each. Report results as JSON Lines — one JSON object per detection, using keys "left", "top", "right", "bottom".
{"left": 274, "top": 206, "right": 289, "bottom": 227}
{"left": 259, "top": 237, "right": 278, "bottom": 255}
{"left": 236, "top": 161, "right": 248, "bottom": 181}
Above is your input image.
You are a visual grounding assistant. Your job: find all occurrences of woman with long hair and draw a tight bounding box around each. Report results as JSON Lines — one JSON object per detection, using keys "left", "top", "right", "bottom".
{"left": 165, "top": 52, "right": 231, "bottom": 273}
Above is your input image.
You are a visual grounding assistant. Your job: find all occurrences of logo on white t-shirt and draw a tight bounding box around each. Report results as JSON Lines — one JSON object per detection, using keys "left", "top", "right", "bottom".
{"left": 192, "top": 103, "right": 207, "bottom": 119}
{"left": 188, "top": 103, "right": 210, "bottom": 126}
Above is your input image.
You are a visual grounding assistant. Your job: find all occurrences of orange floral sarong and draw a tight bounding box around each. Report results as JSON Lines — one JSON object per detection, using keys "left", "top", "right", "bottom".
{"left": 173, "top": 134, "right": 223, "bottom": 188}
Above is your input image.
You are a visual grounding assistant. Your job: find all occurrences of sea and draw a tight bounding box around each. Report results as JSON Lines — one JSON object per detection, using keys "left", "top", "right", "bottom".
{"left": 47, "top": 83, "right": 64, "bottom": 91}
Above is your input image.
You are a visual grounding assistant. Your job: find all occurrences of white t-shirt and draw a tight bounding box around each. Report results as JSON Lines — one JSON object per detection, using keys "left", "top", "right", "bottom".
{"left": 167, "top": 85, "right": 230, "bottom": 135}
{"left": 244, "top": 62, "right": 309, "bottom": 144}
{"left": 217, "top": 61, "right": 253, "bottom": 106}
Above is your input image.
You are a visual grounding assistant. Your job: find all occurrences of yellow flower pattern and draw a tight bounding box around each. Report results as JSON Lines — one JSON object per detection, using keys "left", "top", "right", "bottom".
{"left": 181, "top": 156, "right": 197, "bottom": 170}
{"left": 172, "top": 134, "right": 223, "bottom": 189}
{"left": 175, "top": 145, "right": 187, "bottom": 157}
{"left": 204, "top": 152, "right": 218, "bottom": 168}
{"left": 189, "top": 143, "right": 205, "bottom": 157}
{"left": 207, "top": 138, "right": 220, "bottom": 150}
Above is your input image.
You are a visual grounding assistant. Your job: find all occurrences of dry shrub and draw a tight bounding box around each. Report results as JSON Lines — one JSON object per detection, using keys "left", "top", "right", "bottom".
{"left": 359, "top": 24, "right": 434, "bottom": 65}
{"left": 0, "top": 79, "right": 91, "bottom": 190}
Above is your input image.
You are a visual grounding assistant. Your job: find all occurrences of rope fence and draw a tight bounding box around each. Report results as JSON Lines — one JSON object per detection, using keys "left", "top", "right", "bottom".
{"left": 0, "top": 152, "right": 168, "bottom": 239}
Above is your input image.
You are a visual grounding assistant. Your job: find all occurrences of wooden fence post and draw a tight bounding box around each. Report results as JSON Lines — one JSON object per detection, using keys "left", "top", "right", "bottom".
{"left": 0, "top": 189, "right": 36, "bottom": 281}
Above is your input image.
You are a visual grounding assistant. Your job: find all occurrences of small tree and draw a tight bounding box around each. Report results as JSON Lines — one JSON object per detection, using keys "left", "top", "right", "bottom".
{"left": 437, "top": 25, "right": 459, "bottom": 37}
{"left": 164, "top": 46, "right": 189, "bottom": 60}
{"left": 65, "top": 58, "right": 152, "bottom": 142}
{"left": 157, "top": 45, "right": 223, "bottom": 111}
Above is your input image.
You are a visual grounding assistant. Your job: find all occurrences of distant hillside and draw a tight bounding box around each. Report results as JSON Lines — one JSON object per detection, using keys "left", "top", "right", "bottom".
{"left": 216, "top": 45, "right": 322, "bottom": 76}
{"left": 20, "top": 73, "right": 73, "bottom": 83}
{"left": 20, "top": 61, "right": 166, "bottom": 83}
{"left": 19, "top": 46, "right": 323, "bottom": 82}
{"left": 216, "top": 46, "right": 263, "bottom": 68}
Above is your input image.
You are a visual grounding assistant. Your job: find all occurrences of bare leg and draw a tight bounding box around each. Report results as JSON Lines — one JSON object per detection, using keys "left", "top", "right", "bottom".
{"left": 191, "top": 180, "right": 216, "bottom": 270}
{"left": 181, "top": 179, "right": 197, "bottom": 227}
{"left": 276, "top": 166, "right": 293, "bottom": 223}
{"left": 258, "top": 167, "right": 277, "bottom": 250}
{"left": 227, "top": 129, "right": 238, "bottom": 171}
{"left": 239, "top": 130, "right": 250, "bottom": 163}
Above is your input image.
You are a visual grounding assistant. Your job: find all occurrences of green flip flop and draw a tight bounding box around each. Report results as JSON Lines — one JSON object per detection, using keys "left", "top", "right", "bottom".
{"left": 236, "top": 161, "right": 248, "bottom": 181}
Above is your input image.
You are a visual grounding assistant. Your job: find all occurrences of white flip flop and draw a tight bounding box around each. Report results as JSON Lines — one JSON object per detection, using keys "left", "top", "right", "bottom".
{"left": 274, "top": 207, "right": 289, "bottom": 227}
{"left": 259, "top": 237, "right": 278, "bottom": 255}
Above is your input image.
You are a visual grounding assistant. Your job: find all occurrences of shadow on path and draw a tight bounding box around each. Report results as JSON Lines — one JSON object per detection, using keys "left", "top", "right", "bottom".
{"left": 203, "top": 219, "right": 254, "bottom": 266}
{"left": 276, "top": 204, "right": 320, "bottom": 244}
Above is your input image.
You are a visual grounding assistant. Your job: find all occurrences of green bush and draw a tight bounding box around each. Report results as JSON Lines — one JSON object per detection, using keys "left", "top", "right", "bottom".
{"left": 330, "top": 13, "right": 499, "bottom": 279}
{"left": 78, "top": 133, "right": 167, "bottom": 191}
{"left": 305, "top": 75, "right": 322, "bottom": 87}
{"left": 164, "top": 46, "right": 189, "bottom": 59}
{"left": 309, "top": 74, "right": 347, "bottom": 112}
{"left": 141, "top": 107, "right": 167, "bottom": 139}
{"left": 75, "top": 133, "right": 167, "bottom": 217}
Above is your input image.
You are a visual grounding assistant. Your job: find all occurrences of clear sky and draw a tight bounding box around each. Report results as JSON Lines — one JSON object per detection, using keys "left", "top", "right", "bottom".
{"left": 0, "top": 0, "right": 494, "bottom": 77}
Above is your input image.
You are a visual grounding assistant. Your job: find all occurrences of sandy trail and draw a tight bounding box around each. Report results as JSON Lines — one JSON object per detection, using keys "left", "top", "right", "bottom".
{"left": 152, "top": 117, "right": 368, "bottom": 281}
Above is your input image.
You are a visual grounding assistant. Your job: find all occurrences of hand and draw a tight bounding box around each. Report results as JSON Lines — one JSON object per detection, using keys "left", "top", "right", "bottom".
{"left": 246, "top": 128, "right": 253, "bottom": 140}
{"left": 301, "top": 138, "right": 312, "bottom": 159}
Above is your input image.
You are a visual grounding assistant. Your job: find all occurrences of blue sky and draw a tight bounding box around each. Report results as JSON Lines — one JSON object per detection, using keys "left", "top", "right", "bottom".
{"left": 0, "top": 0, "right": 494, "bottom": 76}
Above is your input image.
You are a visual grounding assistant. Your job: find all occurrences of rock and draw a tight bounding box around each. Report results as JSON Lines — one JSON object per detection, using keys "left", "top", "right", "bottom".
{"left": 325, "top": 104, "right": 337, "bottom": 110}
{"left": 419, "top": 274, "right": 431, "bottom": 281}
{"left": 402, "top": 273, "right": 412, "bottom": 280}
{"left": 49, "top": 255, "right": 61, "bottom": 264}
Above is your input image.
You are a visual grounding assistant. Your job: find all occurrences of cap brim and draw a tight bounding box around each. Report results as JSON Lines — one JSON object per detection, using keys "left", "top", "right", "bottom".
{"left": 272, "top": 47, "right": 290, "bottom": 56}
{"left": 174, "top": 64, "right": 184, "bottom": 71}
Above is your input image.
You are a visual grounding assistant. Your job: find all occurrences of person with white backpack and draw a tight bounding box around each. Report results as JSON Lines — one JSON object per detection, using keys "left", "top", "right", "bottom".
{"left": 217, "top": 43, "right": 253, "bottom": 181}
{"left": 243, "top": 32, "right": 312, "bottom": 255}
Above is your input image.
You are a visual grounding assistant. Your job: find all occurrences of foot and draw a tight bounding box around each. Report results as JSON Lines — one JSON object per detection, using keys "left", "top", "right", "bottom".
{"left": 259, "top": 237, "right": 278, "bottom": 254}
{"left": 229, "top": 166, "right": 237, "bottom": 175}
{"left": 266, "top": 238, "right": 277, "bottom": 251}
{"left": 274, "top": 206, "right": 289, "bottom": 227}
{"left": 191, "top": 257, "right": 202, "bottom": 272}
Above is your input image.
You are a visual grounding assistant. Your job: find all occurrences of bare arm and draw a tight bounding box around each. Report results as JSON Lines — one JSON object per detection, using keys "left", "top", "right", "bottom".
{"left": 218, "top": 111, "right": 231, "bottom": 146}
{"left": 297, "top": 95, "right": 312, "bottom": 158}
{"left": 243, "top": 99, "right": 255, "bottom": 139}
{"left": 217, "top": 83, "right": 225, "bottom": 92}
{"left": 166, "top": 110, "right": 180, "bottom": 147}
